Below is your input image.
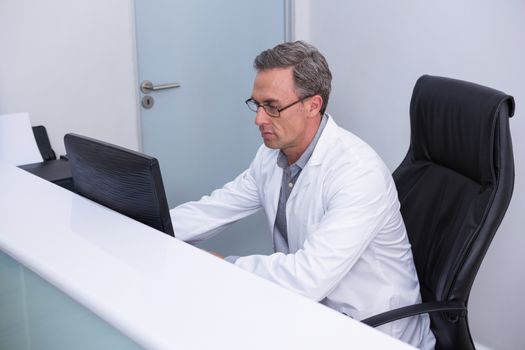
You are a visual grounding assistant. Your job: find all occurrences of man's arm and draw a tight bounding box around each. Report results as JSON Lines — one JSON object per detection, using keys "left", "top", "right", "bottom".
{"left": 170, "top": 157, "right": 262, "bottom": 243}
{"left": 232, "top": 165, "right": 395, "bottom": 301}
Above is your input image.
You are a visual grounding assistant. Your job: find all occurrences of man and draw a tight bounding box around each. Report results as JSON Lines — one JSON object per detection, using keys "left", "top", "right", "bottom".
{"left": 170, "top": 41, "right": 435, "bottom": 349}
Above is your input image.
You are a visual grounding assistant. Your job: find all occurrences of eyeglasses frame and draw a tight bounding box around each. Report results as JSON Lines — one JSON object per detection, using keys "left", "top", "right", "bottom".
{"left": 245, "top": 95, "right": 314, "bottom": 118}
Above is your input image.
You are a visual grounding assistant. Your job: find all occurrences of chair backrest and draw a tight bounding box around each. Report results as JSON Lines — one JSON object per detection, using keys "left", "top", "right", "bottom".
{"left": 394, "top": 75, "right": 515, "bottom": 349}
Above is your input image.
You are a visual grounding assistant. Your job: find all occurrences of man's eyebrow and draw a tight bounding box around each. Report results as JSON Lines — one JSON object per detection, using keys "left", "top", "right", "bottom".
{"left": 251, "top": 96, "right": 279, "bottom": 105}
{"left": 261, "top": 98, "right": 279, "bottom": 105}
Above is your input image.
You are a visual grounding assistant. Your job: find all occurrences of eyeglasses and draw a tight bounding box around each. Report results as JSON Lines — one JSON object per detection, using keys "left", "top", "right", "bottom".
{"left": 245, "top": 95, "right": 313, "bottom": 118}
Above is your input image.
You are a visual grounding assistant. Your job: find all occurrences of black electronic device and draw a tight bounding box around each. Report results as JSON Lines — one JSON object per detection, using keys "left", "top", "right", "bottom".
{"left": 64, "top": 133, "right": 174, "bottom": 236}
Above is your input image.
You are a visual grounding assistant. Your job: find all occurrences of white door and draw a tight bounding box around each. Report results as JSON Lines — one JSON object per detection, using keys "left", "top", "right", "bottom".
{"left": 134, "top": 1, "right": 289, "bottom": 255}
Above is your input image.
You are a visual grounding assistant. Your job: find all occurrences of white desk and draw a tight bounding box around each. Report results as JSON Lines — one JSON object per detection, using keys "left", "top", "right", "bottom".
{"left": 0, "top": 162, "right": 413, "bottom": 349}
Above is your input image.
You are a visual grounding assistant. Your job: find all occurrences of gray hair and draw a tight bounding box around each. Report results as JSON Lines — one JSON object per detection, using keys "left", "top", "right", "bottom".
{"left": 253, "top": 41, "right": 332, "bottom": 115}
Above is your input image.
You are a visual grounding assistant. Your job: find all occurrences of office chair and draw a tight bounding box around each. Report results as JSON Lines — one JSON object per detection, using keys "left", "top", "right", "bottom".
{"left": 361, "top": 75, "right": 515, "bottom": 349}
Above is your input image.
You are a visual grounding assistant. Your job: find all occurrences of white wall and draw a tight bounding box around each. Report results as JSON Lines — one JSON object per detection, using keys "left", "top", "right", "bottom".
{"left": 295, "top": 1, "right": 525, "bottom": 349}
{"left": 0, "top": 0, "right": 140, "bottom": 156}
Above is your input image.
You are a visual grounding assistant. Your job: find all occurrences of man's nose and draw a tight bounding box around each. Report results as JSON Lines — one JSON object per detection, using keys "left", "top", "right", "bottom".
{"left": 254, "top": 107, "right": 270, "bottom": 126}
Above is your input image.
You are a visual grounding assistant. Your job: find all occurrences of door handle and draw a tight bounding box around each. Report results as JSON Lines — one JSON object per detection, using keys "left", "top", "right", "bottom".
{"left": 140, "top": 80, "right": 181, "bottom": 94}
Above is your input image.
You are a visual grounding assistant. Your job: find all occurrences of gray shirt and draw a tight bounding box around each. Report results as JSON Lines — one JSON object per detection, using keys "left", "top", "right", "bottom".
{"left": 225, "top": 114, "right": 328, "bottom": 263}
{"left": 273, "top": 114, "right": 328, "bottom": 252}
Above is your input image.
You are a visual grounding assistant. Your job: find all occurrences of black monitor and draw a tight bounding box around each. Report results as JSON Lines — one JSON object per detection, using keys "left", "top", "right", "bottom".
{"left": 64, "top": 133, "right": 174, "bottom": 236}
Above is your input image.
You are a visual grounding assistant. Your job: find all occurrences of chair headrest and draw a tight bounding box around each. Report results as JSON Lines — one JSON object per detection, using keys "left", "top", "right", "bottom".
{"left": 409, "top": 75, "right": 515, "bottom": 184}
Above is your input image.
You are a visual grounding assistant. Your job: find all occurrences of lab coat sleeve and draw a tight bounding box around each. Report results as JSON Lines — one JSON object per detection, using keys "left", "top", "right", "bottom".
{"left": 170, "top": 153, "right": 262, "bottom": 243}
{"left": 233, "top": 163, "right": 395, "bottom": 301}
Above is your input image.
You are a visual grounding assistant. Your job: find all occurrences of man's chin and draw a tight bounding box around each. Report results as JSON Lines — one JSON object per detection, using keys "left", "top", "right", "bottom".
{"left": 262, "top": 140, "right": 279, "bottom": 149}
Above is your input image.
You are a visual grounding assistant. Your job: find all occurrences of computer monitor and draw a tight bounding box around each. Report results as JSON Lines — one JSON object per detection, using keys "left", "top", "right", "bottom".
{"left": 64, "top": 133, "right": 174, "bottom": 236}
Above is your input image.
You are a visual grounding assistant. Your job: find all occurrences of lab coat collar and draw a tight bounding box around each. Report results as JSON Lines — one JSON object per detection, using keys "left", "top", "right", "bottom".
{"left": 287, "top": 114, "right": 338, "bottom": 202}
{"left": 308, "top": 113, "right": 339, "bottom": 166}
{"left": 266, "top": 114, "right": 339, "bottom": 218}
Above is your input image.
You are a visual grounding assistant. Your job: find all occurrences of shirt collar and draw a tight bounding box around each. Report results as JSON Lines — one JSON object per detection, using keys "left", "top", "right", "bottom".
{"left": 277, "top": 113, "right": 329, "bottom": 169}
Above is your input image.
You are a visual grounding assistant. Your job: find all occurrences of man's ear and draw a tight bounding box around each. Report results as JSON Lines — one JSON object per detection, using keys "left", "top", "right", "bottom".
{"left": 308, "top": 95, "right": 323, "bottom": 117}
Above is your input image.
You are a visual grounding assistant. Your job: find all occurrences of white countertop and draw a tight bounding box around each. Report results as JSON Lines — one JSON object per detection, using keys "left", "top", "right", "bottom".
{"left": 0, "top": 162, "right": 413, "bottom": 349}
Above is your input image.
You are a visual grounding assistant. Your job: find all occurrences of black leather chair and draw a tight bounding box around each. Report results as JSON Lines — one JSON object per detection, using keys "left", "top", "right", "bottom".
{"left": 362, "top": 75, "right": 515, "bottom": 349}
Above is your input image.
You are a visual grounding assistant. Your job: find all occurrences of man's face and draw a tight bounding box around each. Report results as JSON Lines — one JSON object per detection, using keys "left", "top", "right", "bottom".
{"left": 251, "top": 67, "right": 312, "bottom": 158}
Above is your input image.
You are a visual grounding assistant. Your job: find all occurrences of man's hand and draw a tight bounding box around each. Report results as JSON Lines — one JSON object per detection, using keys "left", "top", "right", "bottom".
{"left": 207, "top": 251, "right": 224, "bottom": 259}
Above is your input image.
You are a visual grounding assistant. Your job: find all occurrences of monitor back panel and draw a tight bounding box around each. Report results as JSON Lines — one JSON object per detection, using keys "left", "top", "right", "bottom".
{"left": 64, "top": 133, "right": 174, "bottom": 236}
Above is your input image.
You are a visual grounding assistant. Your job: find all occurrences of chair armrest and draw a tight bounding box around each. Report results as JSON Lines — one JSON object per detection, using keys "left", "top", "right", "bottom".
{"left": 361, "top": 301, "right": 467, "bottom": 327}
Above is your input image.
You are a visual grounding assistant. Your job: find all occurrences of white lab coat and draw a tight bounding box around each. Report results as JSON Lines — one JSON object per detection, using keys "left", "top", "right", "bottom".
{"left": 171, "top": 116, "right": 435, "bottom": 349}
